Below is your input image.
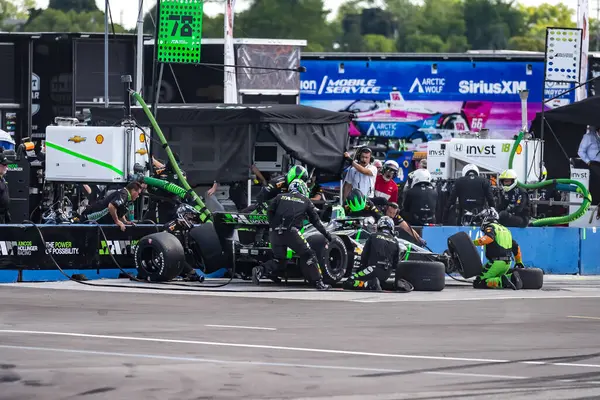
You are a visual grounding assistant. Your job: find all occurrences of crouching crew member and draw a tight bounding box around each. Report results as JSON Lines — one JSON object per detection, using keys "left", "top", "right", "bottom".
{"left": 344, "top": 188, "right": 384, "bottom": 219}
{"left": 472, "top": 208, "right": 524, "bottom": 290}
{"left": 253, "top": 179, "right": 333, "bottom": 291}
{"left": 80, "top": 181, "right": 143, "bottom": 231}
{"left": 343, "top": 216, "right": 413, "bottom": 292}
{"left": 497, "top": 169, "right": 530, "bottom": 227}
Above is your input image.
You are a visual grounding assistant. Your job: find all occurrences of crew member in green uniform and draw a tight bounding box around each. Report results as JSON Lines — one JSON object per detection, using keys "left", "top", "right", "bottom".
{"left": 472, "top": 208, "right": 524, "bottom": 290}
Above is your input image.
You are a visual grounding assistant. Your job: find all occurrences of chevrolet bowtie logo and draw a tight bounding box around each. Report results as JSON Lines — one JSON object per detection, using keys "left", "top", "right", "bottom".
{"left": 68, "top": 136, "right": 86, "bottom": 143}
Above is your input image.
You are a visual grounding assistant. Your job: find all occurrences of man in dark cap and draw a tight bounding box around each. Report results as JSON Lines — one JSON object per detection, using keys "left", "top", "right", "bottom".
{"left": 0, "top": 153, "right": 10, "bottom": 223}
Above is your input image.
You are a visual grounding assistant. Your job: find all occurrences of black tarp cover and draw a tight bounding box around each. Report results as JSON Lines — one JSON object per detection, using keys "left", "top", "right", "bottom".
{"left": 90, "top": 104, "right": 352, "bottom": 185}
{"left": 535, "top": 95, "right": 600, "bottom": 127}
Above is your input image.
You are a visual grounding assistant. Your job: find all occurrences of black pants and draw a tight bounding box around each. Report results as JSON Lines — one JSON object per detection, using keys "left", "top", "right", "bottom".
{"left": 589, "top": 162, "right": 600, "bottom": 206}
{"left": 343, "top": 265, "right": 391, "bottom": 290}
{"left": 499, "top": 211, "right": 528, "bottom": 228}
{"left": 262, "top": 228, "right": 322, "bottom": 282}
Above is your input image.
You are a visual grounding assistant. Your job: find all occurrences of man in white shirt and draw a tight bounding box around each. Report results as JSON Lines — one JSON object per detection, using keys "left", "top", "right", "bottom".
{"left": 578, "top": 126, "right": 600, "bottom": 205}
{"left": 343, "top": 147, "right": 378, "bottom": 199}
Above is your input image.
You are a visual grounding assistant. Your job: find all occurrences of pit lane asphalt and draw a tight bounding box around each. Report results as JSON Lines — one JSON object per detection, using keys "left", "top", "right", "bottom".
{"left": 2, "top": 277, "right": 600, "bottom": 399}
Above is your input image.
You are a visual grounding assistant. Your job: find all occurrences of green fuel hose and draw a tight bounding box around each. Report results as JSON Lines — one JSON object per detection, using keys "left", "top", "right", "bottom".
{"left": 508, "top": 130, "right": 591, "bottom": 226}
{"left": 130, "top": 91, "right": 212, "bottom": 223}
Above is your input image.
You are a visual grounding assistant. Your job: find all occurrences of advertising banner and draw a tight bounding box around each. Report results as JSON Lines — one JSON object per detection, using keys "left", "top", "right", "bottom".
{"left": 299, "top": 59, "right": 575, "bottom": 140}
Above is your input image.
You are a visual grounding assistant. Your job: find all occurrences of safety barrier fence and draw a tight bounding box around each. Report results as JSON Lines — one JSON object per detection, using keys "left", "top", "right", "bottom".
{"left": 0, "top": 224, "right": 597, "bottom": 283}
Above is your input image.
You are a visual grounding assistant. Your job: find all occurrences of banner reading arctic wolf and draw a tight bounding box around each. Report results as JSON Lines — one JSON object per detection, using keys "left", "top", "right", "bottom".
{"left": 299, "top": 59, "right": 575, "bottom": 140}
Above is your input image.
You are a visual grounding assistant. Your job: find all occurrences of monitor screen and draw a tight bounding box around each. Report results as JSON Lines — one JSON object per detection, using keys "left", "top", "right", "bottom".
{"left": 254, "top": 145, "right": 278, "bottom": 162}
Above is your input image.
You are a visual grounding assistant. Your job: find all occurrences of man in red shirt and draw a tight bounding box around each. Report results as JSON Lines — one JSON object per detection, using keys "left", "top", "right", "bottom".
{"left": 374, "top": 160, "right": 400, "bottom": 204}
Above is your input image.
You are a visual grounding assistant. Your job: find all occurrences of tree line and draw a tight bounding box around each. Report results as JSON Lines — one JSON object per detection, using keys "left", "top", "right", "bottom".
{"left": 1, "top": 0, "right": 597, "bottom": 53}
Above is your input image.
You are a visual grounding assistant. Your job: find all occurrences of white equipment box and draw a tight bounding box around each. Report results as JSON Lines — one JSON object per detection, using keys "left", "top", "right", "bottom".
{"left": 427, "top": 138, "right": 543, "bottom": 182}
{"left": 45, "top": 125, "right": 151, "bottom": 183}
{"left": 568, "top": 168, "right": 599, "bottom": 227}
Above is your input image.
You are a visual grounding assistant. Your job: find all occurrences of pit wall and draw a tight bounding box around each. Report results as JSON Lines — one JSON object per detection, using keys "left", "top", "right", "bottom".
{"left": 0, "top": 226, "right": 598, "bottom": 283}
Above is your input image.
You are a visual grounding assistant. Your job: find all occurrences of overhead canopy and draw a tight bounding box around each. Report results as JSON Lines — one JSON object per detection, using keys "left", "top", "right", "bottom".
{"left": 90, "top": 104, "right": 353, "bottom": 186}
{"left": 536, "top": 95, "right": 600, "bottom": 127}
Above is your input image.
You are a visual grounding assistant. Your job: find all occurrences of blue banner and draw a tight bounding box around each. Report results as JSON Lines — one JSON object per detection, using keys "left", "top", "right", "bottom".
{"left": 300, "top": 60, "right": 575, "bottom": 103}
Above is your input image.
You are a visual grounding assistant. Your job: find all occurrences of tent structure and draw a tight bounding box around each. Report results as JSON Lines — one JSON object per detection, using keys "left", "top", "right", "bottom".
{"left": 530, "top": 96, "right": 598, "bottom": 204}
{"left": 90, "top": 104, "right": 353, "bottom": 186}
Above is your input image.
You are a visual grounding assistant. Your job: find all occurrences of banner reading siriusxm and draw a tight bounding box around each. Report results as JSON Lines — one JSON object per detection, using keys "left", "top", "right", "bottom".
{"left": 299, "top": 59, "right": 575, "bottom": 140}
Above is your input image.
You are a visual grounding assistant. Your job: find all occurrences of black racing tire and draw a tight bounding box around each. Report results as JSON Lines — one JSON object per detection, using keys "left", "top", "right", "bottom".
{"left": 395, "top": 260, "right": 446, "bottom": 291}
{"left": 511, "top": 267, "right": 544, "bottom": 289}
{"left": 307, "top": 234, "right": 348, "bottom": 284}
{"left": 447, "top": 231, "right": 483, "bottom": 279}
{"left": 188, "top": 223, "right": 225, "bottom": 273}
{"left": 135, "top": 231, "right": 186, "bottom": 282}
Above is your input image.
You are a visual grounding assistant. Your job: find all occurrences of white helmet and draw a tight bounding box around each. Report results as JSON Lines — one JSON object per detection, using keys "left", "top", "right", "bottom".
{"left": 499, "top": 169, "right": 518, "bottom": 192}
{"left": 412, "top": 169, "right": 431, "bottom": 186}
{"left": 383, "top": 159, "right": 399, "bottom": 171}
{"left": 462, "top": 163, "right": 479, "bottom": 177}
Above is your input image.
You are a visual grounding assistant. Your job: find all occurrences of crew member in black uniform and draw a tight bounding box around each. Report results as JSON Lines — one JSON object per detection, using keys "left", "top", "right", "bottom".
{"left": 252, "top": 179, "right": 333, "bottom": 290}
{"left": 343, "top": 188, "right": 384, "bottom": 219}
{"left": 251, "top": 165, "right": 309, "bottom": 212}
{"left": 497, "top": 169, "right": 530, "bottom": 227}
{"left": 385, "top": 202, "right": 426, "bottom": 246}
{"left": 343, "top": 216, "right": 413, "bottom": 292}
{"left": 444, "top": 163, "right": 496, "bottom": 225}
{"left": 402, "top": 169, "right": 438, "bottom": 225}
{"left": 80, "top": 181, "right": 143, "bottom": 231}
{"left": 0, "top": 153, "right": 10, "bottom": 223}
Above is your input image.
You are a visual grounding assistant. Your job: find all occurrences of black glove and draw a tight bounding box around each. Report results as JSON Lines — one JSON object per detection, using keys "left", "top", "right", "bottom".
{"left": 514, "top": 262, "right": 525, "bottom": 269}
{"left": 344, "top": 155, "right": 354, "bottom": 163}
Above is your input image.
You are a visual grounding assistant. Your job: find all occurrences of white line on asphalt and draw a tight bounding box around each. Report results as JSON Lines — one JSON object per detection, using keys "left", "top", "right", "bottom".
{"left": 567, "top": 315, "right": 600, "bottom": 320}
{"left": 205, "top": 324, "right": 276, "bottom": 331}
{"left": 1, "top": 329, "right": 600, "bottom": 370}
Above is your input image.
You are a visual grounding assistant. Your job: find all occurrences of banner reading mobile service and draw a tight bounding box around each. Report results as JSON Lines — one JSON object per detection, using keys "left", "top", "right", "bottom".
{"left": 299, "top": 59, "right": 575, "bottom": 140}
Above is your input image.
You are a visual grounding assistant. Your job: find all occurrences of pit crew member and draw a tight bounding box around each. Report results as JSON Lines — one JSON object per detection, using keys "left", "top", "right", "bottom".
{"left": 252, "top": 165, "right": 309, "bottom": 212}
{"left": 80, "top": 181, "right": 143, "bottom": 231}
{"left": 0, "top": 153, "right": 10, "bottom": 223}
{"left": 374, "top": 160, "right": 400, "bottom": 203}
{"left": 472, "top": 208, "right": 524, "bottom": 290}
{"left": 252, "top": 179, "right": 333, "bottom": 291}
{"left": 385, "top": 202, "right": 426, "bottom": 246}
{"left": 343, "top": 216, "right": 413, "bottom": 292}
{"left": 344, "top": 188, "right": 383, "bottom": 219}
{"left": 343, "top": 147, "right": 377, "bottom": 199}
{"left": 403, "top": 169, "right": 437, "bottom": 226}
{"left": 497, "top": 169, "right": 530, "bottom": 227}
{"left": 444, "top": 164, "right": 496, "bottom": 225}
{"left": 400, "top": 158, "right": 427, "bottom": 204}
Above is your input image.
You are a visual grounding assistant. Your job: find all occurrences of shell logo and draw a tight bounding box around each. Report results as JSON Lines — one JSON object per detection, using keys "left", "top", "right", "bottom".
{"left": 403, "top": 160, "right": 409, "bottom": 168}
{"left": 139, "top": 133, "right": 145, "bottom": 143}
{"left": 95, "top": 135, "right": 104, "bottom": 144}
{"left": 516, "top": 144, "right": 523, "bottom": 155}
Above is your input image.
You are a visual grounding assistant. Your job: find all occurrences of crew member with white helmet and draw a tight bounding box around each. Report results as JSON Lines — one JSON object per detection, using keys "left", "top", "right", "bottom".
{"left": 402, "top": 169, "right": 438, "bottom": 226}
{"left": 443, "top": 163, "right": 496, "bottom": 225}
{"left": 374, "top": 160, "right": 400, "bottom": 203}
{"left": 497, "top": 169, "right": 529, "bottom": 227}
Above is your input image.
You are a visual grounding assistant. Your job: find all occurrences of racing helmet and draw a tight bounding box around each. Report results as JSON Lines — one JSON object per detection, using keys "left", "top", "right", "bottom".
{"left": 377, "top": 216, "right": 395, "bottom": 233}
{"left": 499, "top": 169, "right": 518, "bottom": 192}
{"left": 481, "top": 207, "right": 499, "bottom": 228}
{"left": 286, "top": 165, "right": 308, "bottom": 185}
{"left": 462, "top": 163, "right": 480, "bottom": 177}
{"left": 412, "top": 168, "right": 431, "bottom": 186}
{"left": 382, "top": 160, "right": 399, "bottom": 180}
{"left": 288, "top": 179, "right": 309, "bottom": 198}
{"left": 345, "top": 188, "right": 367, "bottom": 212}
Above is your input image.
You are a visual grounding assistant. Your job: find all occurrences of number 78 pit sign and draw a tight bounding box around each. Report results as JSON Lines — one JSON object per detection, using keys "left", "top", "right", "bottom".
{"left": 157, "top": 0, "right": 204, "bottom": 64}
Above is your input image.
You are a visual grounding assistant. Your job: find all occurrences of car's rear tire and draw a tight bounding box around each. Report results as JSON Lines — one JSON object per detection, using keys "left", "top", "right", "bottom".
{"left": 447, "top": 231, "right": 483, "bottom": 278}
{"left": 396, "top": 260, "right": 446, "bottom": 291}
{"left": 308, "top": 234, "right": 348, "bottom": 284}
{"left": 511, "top": 267, "right": 544, "bottom": 289}
{"left": 188, "top": 223, "right": 225, "bottom": 273}
{"left": 135, "top": 231, "right": 186, "bottom": 282}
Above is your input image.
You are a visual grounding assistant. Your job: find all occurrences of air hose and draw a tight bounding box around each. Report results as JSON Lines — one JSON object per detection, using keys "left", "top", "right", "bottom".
{"left": 508, "top": 130, "right": 592, "bottom": 226}
{"left": 130, "top": 90, "right": 212, "bottom": 223}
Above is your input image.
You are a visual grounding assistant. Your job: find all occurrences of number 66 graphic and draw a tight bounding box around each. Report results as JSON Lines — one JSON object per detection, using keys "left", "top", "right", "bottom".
{"left": 168, "top": 14, "right": 193, "bottom": 36}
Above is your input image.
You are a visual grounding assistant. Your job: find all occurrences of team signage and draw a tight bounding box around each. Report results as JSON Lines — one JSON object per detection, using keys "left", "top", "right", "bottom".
{"left": 157, "top": 0, "right": 204, "bottom": 64}
{"left": 545, "top": 27, "right": 583, "bottom": 83}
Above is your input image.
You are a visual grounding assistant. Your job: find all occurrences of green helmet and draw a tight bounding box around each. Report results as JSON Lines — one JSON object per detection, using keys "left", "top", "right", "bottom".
{"left": 288, "top": 179, "right": 310, "bottom": 198}
{"left": 345, "top": 188, "right": 367, "bottom": 212}
{"left": 286, "top": 165, "right": 308, "bottom": 185}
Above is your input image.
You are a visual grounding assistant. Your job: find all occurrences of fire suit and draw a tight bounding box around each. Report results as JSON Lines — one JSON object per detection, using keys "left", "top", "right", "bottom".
{"left": 343, "top": 198, "right": 384, "bottom": 220}
{"left": 472, "top": 223, "right": 524, "bottom": 289}
{"left": 445, "top": 175, "right": 496, "bottom": 224}
{"left": 498, "top": 187, "right": 530, "bottom": 227}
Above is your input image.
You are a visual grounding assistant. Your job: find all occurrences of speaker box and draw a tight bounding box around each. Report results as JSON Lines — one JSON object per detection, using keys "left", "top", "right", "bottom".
{"left": 9, "top": 198, "right": 29, "bottom": 223}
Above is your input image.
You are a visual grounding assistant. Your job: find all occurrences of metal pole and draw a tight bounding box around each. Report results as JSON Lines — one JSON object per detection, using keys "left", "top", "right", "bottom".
{"left": 135, "top": 0, "right": 144, "bottom": 100}
{"left": 104, "top": 0, "right": 109, "bottom": 107}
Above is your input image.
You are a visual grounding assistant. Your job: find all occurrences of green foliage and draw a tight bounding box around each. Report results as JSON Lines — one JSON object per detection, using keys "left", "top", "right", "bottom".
{"left": 22, "top": 8, "right": 127, "bottom": 33}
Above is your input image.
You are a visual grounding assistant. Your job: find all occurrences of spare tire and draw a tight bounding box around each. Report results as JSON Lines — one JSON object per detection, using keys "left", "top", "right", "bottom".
{"left": 396, "top": 260, "right": 446, "bottom": 291}
{"left": 511, "top": 267, "right": 544, "bottom": 289}
{"left": 307, "top": 234, "right": 348, "bottom": 284}
{"left": 447, "top": 231, "right": 483, "bottom": 278}
{"left": 188, "top": 223, "right": 225, "bottom": 273}
{"left": 135, "top": 231, "right": 186, "bottom": 282}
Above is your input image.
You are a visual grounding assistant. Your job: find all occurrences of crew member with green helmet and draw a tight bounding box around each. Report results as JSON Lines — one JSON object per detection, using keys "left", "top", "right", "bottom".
{"left": 344, "top": 188, "right": 383, "bottom": 219}
{"left": 252, "top": 165, "right": 309, "bottom": 211}
{"left": 472, "top": 208, "right": 524, "bottom": 290}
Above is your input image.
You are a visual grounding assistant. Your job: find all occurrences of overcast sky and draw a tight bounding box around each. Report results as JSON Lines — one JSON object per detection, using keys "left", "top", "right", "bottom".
{"left": 36, "top": 0, "right": 579, "bottom": 30}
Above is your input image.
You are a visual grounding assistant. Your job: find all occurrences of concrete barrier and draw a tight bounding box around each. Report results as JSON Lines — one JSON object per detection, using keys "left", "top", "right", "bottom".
{"left": 580, "top": 228, "right": 600, "bottom": 275}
